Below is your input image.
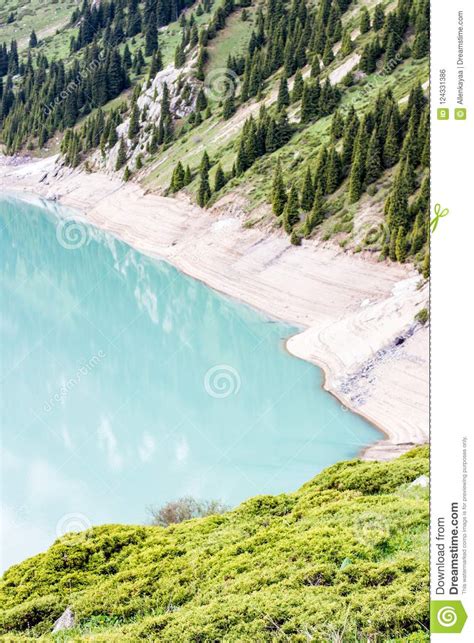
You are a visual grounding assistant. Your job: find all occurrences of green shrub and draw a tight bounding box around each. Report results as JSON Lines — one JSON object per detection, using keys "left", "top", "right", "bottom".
{"left": 0, "top": 449, "right": 429, "bottom": 641}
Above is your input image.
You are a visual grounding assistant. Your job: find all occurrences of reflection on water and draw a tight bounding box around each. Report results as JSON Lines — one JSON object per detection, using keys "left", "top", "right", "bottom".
{"left": 0, "top": 196, "right": 379, "bottom": 570}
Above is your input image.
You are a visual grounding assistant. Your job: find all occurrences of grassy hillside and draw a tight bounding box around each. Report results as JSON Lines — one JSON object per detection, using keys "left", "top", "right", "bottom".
{"left": 0, "top": 448, "right": 429, "bottom": 641}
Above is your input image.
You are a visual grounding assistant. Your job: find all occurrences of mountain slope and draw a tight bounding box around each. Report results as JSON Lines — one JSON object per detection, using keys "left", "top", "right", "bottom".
{"left": 1, "top": 0, "right": 430, "bottom": 271}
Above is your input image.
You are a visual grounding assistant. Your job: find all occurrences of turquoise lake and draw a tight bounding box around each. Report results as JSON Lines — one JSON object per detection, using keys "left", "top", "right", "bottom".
{"left": 0, "top": 195, "right": 380, "bottom": 570}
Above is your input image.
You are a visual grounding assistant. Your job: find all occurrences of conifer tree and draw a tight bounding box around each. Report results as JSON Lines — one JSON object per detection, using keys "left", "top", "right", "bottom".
{"left": 128, "top": 104, "right": 140, "bottom": 139}
{"left": 349, "top": 121, "right": 368, "bottom": 203}
{"left": 360, "top": 7, "right": 371, "bottom": 34}
{"left": 197, "top": 173, "right": 211, "bottom": 207}
{"left": 196, "top": 88, "right": 208, "bottom": 112}
{"left": 184, "top": 165, "right": 192, "bottom": 185}
{"left": 170, "top": 161, "right": 185, "bottom": 192}
{"left": 214, "top": 164, "right": 226, "bottom": 192}
{"left": 383, "top": 113, "right": 400, "bottom": 167}
{"left": 340, "top": 30, "right": 353, "bottom": 57}
{"left": 331, "top": 109, "right": 345, "bottom": 141}
{"left": 115, "top": 137, "right": 127, "bottom": 170}
{"left": 365, "top": 129, "right": 382, "bottom": 184}
{"left": 222, "top": 86, "right": 236, "bottom": 119}
{"left": 123, "top": 165, "right": 131, "bottom": 181}
{"left": 313, "top": 148, "right": 328, "bottom": 194}
{"left": 29, "top": 30, "right": 38, "bottom": 48}
{"left": 283, "top": 185, "right": 300, "bottom": 233}
{"left": 271, "top": 161, "right": 287, "bottom": 216}
{"left": 277, "top": 75, "right": 290, "bottom": 111}
{"left": 388, "top": 169, "right": 408, "bottom": 233}
{"left": 300, "top": 80, "right": 320, "bottom": 123}
{"left": 310, "top": 54, "right": 320, "bottom": 78}
{"left": 175, "top": 41, "right": 186, "bottom": 68}
{"left": 301, "top": 167, "right": 315, "bottom": 212}
{"left": 322, "top": 40, "right": 334, "bottom": 66}
{"left": 145, "top": 12, "right": 158, "bottom": 56}
{"left": 422, "top": 250, "right": 430, "bottom": 278}
{"left": 395, "top": 226, "right": 407, "bottom": 262}
{"left": 305, "top": 184, "right": 324, "bottom": 236}
{"left": 291, "top": 70, "right": 304, "bottom": 102}
{"left": 325, "top": 147, "right": 341, "bottom": 194}
{"left": 373, "top": 4, "right": 385, "bottom": 31}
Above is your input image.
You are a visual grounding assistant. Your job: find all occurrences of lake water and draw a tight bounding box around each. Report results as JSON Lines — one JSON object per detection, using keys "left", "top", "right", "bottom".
{"left": 0, "top": 195, "right": 379, "bottom": 570}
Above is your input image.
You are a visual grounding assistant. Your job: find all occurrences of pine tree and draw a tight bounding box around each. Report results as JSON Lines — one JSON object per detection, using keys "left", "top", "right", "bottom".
{"left": 115, "top": 137, "right": 127, "bottom": 170}
{"left": 283, "top": 186, "right": 300, "bottom": 233}
{"left": 222, "top": 87, "right": 236, "bottom": 119}
{"left": 365, "top": 129, "right": 382, "bottom": 184}
{"left": 123, "top": 165, "right": 131, "bottom": 181}
{"left": 277, "top": 75, "right": 290, "bottom": 111}
{"left": 214, "top": 164, "right": 226, "bottom": 191}
{"left": 271, "top": 161, "right": 287, "bottom": 216}
{"left": 314, "top": 147, "right": 328, "bottom": 194}
{"left": 170, "top": 161, "right": 185, "bottom": 192}
{"left": 200, "top": 151, "right": 211, "bottom": 175}
{"left": 149, "top": 50, "right": 163, "bottom": 77}
{"left": 174, "top": 41, "right": 186, "bottom": 68}
{"left": 373, "top": 4, "right": 385, "bottom": 31}
{"left": 196, "top": 88, "right": 208, "bottom": 112}
{"left": 291, "top": 70, "right": 304, "bottom": 102}
{"left": 412, "top": 1, "right": 430, "bottom": 59}
{"left": 145, "top": 13, "right": 158, "bottom": 56}
{"left": 325, "top": 147, "right": 341, "bottom": 194}
{"left": 310, "top": 54, "right": 320, "bottom": 78}
{"left": 341, "top": 108, "right": 359, "bottom": 171}
{"left": 184, "top": 165, "right": 192, "bottom": 185}
{"left": 301, "top": 167, "right": 315, "bottom": 211}
{"left": 395, "top": 226, "right": 407, "bottom": 262}
{"left": 360, "top": 7, "right": 371, "bottom": 34}
{"left": 197, "top": 173, "right": 211, "bottom": 207}
{"left": 348, "top": 124, "right": 366, "bottom": 203}
{"left": 422, "top": 250, "right": 430, "bottom": 278}
{"left": 300, "top": 80, "right": 320, "bottom": 123}
{"left": 388, "top": 169, "right": 408, "bottom": 233}
{"left": 383, "top": 113, "right": 400, "bottom": 167}
{"left": 128, "top": 103, "right": 140, "bottom": 139}
{"left": 305, "top": 184, "right": 324, "bottom": 236}
{"left": 29, "top": 30, "right": 38, "bottom": 48}
{"left": 322, "top": 40, "right": 334, "bottom": 66}
{"left": 340, "top": 30, "right": 353, "bottom": 57}
{"left": 331, "top": 109, "right": 345, "bottom": 140}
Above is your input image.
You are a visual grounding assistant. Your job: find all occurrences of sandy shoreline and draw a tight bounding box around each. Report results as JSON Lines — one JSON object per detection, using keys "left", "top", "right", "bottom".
{"left": 0, "top": 155, "right": 429, "bottom": 459}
